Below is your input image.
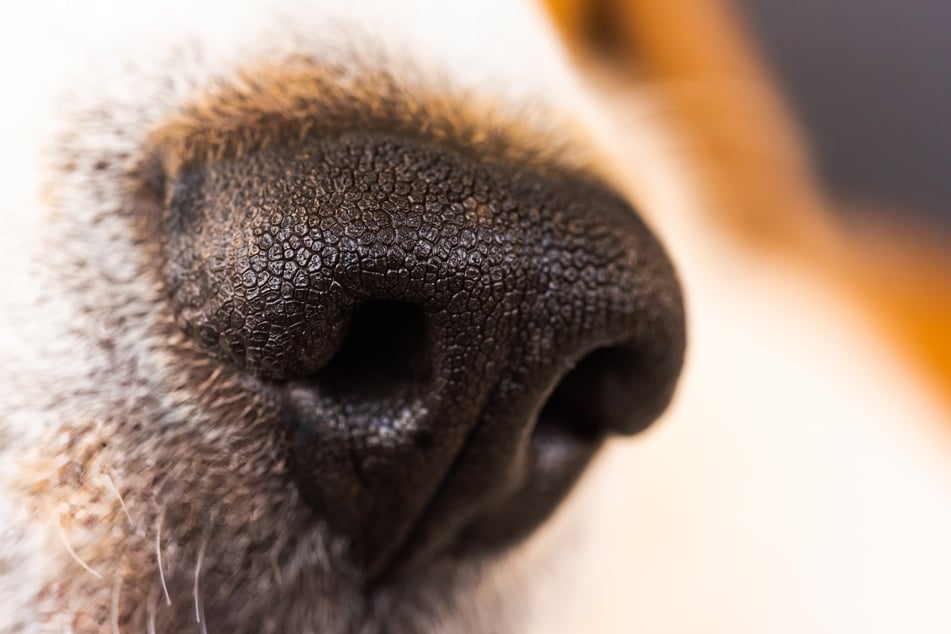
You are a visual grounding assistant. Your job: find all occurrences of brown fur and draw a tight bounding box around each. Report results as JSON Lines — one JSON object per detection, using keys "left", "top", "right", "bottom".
{"left": 149, "top": 57, "right": 596, "bottom": 180}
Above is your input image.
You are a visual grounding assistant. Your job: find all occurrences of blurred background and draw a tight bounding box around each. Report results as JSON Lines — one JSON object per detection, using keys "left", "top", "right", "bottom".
{"left": 546, "top": 0, "right": 951, "bottom": 406}
{"left": 740, "top": 0, "right": 951, "bottom": 233}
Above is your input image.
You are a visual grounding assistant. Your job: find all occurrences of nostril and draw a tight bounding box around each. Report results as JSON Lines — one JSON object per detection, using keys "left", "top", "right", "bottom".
{"left": 309, "top": 300, "right": 432, "bottom": 400}
{"left": 538, "top": 345, "right": 668, "bottom": 439}
{"left": 161, "top": 130, "right": 686, "bottom": 577}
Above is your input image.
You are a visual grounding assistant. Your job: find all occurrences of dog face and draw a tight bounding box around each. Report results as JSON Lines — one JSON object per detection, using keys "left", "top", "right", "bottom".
{"left": 4, "top": 1, "right": 951, "bottom": 632}
{"left": 0, "top": 1, "right": 687, "bottom": 631}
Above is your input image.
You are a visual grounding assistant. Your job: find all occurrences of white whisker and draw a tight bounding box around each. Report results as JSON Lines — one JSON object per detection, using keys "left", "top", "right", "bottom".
{"left": 56, "top": 518, "right": 104, "bottom": 580}
{"left": 156, "top": 511, "right": 172, "bottom": 606}
{"left": 194, "top": 520, "right": 212, "bottom": 632}
{"left": 111, "top": 576, "right": 122, "bottom": 634}
{"left": 147, "top": 586, "right": 159, "bottom": 634}
{"left": 106, "top": 472, "right": 134, "bottom": 528}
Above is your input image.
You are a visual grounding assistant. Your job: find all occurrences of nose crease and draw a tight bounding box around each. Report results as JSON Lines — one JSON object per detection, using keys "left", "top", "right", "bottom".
{"left": 162, "top": 131, "right": 685, "bottom": 580}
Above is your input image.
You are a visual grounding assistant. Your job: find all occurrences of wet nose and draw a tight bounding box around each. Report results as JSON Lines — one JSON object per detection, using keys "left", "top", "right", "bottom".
{"left": 163, "top": 132, "right": 685, "bottom": 581}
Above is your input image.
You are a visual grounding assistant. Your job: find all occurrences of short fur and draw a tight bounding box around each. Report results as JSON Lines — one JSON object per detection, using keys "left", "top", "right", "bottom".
{"left": 2, "top": 0, "right": 951, "bottom": 632}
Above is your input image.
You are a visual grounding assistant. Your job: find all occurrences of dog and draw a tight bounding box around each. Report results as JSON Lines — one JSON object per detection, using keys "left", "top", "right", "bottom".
{"left": 1, "top": 0, "right": 950, "bottom": 631}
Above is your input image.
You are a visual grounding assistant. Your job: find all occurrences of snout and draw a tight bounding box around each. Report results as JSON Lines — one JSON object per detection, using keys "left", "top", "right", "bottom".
{"left": 162, "top": 131, "right": 685, "bottom": 581}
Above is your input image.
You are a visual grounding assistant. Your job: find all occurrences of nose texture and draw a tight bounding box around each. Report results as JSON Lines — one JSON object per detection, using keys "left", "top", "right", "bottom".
{"left": 163, "top": 132, "right": 685, "bottom": 581}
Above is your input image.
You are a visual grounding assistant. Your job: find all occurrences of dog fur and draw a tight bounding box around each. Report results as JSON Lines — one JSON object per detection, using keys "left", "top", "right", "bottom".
{"left": 1, "top": 0, "right": 950, "bottom": 632}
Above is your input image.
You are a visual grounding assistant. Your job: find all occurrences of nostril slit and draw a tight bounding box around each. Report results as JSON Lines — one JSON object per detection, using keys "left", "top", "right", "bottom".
{"left": 309, "top": 300, "right": 432, "bottom": 400}
{"left": 537, "top": 345, "right": 653, "bottom": 440}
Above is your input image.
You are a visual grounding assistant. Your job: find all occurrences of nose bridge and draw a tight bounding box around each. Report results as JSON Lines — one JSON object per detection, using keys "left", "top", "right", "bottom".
{"left": 306, "top": 161, "right": 553, "bottom": 399}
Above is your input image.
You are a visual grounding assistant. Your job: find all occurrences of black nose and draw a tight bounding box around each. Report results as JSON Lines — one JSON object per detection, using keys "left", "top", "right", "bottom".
{"left": 163, "top": 132, "right": 685, "bottom": 581}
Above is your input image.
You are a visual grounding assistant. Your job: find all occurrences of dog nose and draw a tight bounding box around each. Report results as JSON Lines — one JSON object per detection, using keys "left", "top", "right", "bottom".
{"left": 162, "top": 132, "right": 685, "bottom": 580}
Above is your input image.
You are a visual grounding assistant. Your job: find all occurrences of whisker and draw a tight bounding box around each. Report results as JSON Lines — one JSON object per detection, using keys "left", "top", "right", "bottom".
{"left": 56, "top": 518, "right": 104, "bottom": 580}
{"left": 156, "top": 511, "right": 172, "bottom": 606}
{"left": 106, "top": 472, "right": 134, "bottom": 529}
{"left": 146, "top": 586, "right": 159, "bottom": 634}
{"left": 111, "top": 576, "right": 122, "bottom": 634}
{"left": 194, "top": 519, "right": 213, "bottom": 632}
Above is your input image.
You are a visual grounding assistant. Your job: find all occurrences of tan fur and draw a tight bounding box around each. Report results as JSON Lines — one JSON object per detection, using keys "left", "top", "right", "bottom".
{"left": 150, "top": 58, "right": 595, "bottom": 178}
